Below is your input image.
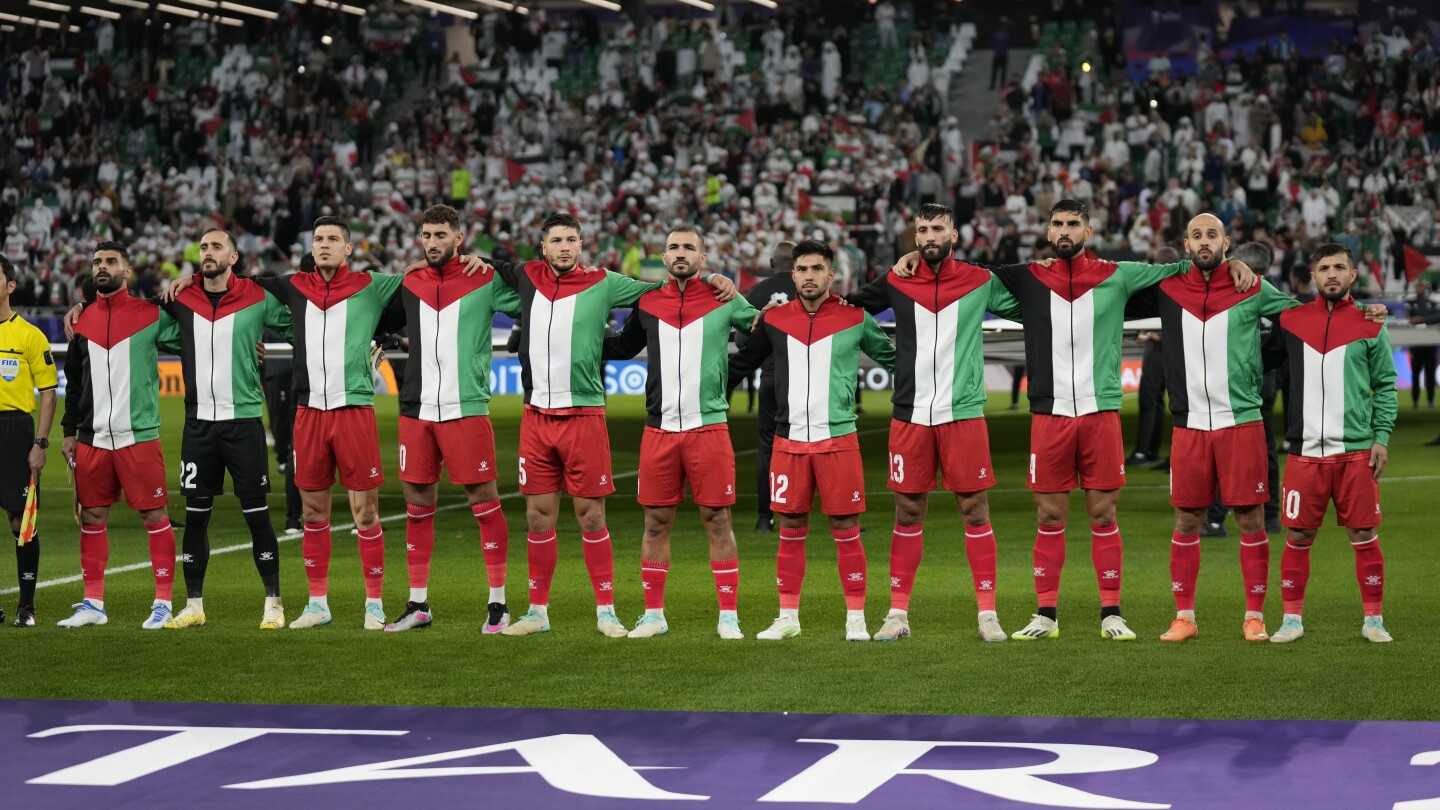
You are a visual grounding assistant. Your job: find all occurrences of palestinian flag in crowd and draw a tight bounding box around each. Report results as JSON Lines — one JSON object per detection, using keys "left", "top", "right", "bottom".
{"left": 724, "top": 109, "right": 756, "bottom": 139}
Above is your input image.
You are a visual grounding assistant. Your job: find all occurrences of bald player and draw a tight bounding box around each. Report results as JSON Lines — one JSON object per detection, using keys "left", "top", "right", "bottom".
{"left": 1126, "top": 215, "right": 1387, "bottom": 642}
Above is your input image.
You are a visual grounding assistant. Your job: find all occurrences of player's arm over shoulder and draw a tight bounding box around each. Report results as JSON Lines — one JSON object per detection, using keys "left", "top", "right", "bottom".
{"left": 860, "top": 311, "right": 897, "bottom": 372}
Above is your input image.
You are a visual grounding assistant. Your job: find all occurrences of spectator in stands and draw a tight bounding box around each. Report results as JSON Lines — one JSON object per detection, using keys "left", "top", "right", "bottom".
{"left": 876, "top": 1, "right": 898, "bottom": 51}
{"left": 989, "top": 21, "right": 1009, "bottom": 91}
{"left": 1407, "top": 278, "right": 1438, "bottom": 411}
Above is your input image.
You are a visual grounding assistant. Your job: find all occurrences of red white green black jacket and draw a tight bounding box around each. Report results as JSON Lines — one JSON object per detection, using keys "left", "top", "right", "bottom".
{"left": 492, "top": 259, "right": 663, "bottom": 411}
{"left": 1270, "top": 295, "right": 1398, "bottom": 457}
{"left": 63, "top": 292, "right": 181, "bottom": 449}
{"left": 398, "top": 257, "right": 521, "bottom": 421}
{"left": 603, "top": 279, "right": 760, "bottom": 431}
{"left": 992, "top": 254, "right": 1189, "bottom": 416}
{"left": 845, "top": 256, "right": 1022, "bottom": 426}
{"left": 727, "top": 296, "right": 896, "bottom": 444}
{"left": 257, "top": 266, "right": 404, "bottom": 410}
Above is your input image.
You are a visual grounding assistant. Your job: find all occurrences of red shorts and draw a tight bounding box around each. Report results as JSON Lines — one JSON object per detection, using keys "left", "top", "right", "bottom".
{"left": 1027, "top": 411, "right": 1126, "bottom": 493}
{"left": 1280, "top": 452, "right": 1382, "bottom": 530}
{"left": 398, "top": 415, "right": 499, "bottom": 486}
{"left": 518, "top": 408, "right": 614, "bottom": 497}
{"left": 638, "top": 426, "right": 736, "bottom": 507}
{"left": 770, "top": 445, "right": 866, "bottom": 516}
{"left": 75, "top": 440, "right": 168, "bottom": 510}
{"left": 888, "top": 418, "right": 997, "bottom": 494}
{"left": 294, "top": 406, "right": 384, "bottom": 491}
{"left": 1169, "top": 422, "right": 1269, "bottom": 508}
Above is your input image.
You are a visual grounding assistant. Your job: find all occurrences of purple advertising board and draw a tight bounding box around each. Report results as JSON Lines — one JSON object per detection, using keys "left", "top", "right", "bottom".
{"left": 6, "top": 699, "right": 1440, "bottom": 808}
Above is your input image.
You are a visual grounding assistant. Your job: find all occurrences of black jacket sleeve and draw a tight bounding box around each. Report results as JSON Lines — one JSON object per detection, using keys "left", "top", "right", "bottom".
{"left": 727, "top": 316, "right": 774, "bottom": 393}
{"left": 375, "top": 286, "right": 407, "bottom": 339}
{"left": 483, "top": 257, "right": 524, "bottom": 292}
{"left": 602, "top": 308, "right": 648, "bottom": 361}
{"left": 841, "top": 273, "right": 893, "bottom": 316}
{"left": 61, "top": 335, "right": 86, "bottom": 438}
{"left": 980, "top": 261, "right": 1030, "bottom": 297}
{"left": 254, "top": 274, "right": 288, "bottom": 297}
{"left": 1125, "top": 284, "right": 1160, "bottom": 320}
{"left": 1261, "top": 322, "right": 1289, "bottom": 373}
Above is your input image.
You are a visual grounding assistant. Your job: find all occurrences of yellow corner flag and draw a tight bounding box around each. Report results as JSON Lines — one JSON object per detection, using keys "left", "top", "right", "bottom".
{"left": 18, "top": 473, "right": 38, "bottom": 546}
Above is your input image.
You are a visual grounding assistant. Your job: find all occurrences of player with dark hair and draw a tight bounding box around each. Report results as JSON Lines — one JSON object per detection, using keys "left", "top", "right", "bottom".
{"left": 386, "top": 204, "right": 520, "bottom": 633}
{"left": 59, "top": 241, "right": 182, "bottom": 629}
{"left": 728, "top": 240, "right": 896, "bottom": 641}
{"left": 894, "top": 200, "right": 1257, "bottom": 641}
{"left": 602, "top": 225, "right": 760, "bottom": 639}
{"left": 167, "top": 217, "right": 404, "bottom": 630}
{"left": 489, "top": 213, "right": 737, "bottom": 637}
{"left": 1269, "top": 243, "right": 1398, "bottom": 643}
{"left": 0, "top": 255, "right": 58, "bottom": 627}
{"left": 842, "top": 203, "right": 1024, "bottom": 642}
{"left": 150, "top": 229, "right": 294, "bottom": 629}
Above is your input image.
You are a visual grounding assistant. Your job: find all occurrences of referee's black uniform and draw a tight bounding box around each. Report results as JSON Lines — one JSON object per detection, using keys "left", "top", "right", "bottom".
{"left": 0, "top": 258, "right": 60, "bottom": 626}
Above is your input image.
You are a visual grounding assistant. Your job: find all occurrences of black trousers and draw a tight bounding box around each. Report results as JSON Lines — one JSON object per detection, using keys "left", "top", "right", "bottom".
{"left": 1133, "top": 342, "right": 1166, "bottom": 458}
{"left": 1411, "top": 346, "right": 1436, "bottom": 406}
{"left": 264, "top": 378, "right": 302, "bottom": 523}
{"left": 756, "top": 381, "right": 777, "bottom": 519}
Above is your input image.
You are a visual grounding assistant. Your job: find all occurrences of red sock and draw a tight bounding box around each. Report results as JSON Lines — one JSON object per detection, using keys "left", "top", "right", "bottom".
{"left": 302, "top": 521, "right": 332, "bottom": 598}
{"left": 888, "top": 522, "right": 924, "bottom": 611}
{"left": 966, "top": 522, "right": 999, "bottom": 612}
{"left": 641, "top": 559, "right": 669, "bottom": 610}
{"left": 527, "top": 529, "right": 558, "bottom": 605}
{"left": 777, "top": 526, "right": 807, "bottom": 610}
{"left": 406, "top": 505, "right": 436, "bottom": 590}
{"left": 473, "top": 499, "right": 508, "bottom": 589}
{"left": 1240, "top": 531, "right": 1270, "bottom": 612}
{"left": 1280, "top": 534, "right": 1312, "bottom": 614}
{"left": 1034, "top": 524, "right": 1066, "bottom": 608}
{"left": 581, "top": 528, "right": 615, "bottom": 607}
{"left": 711, "top": 557, "right": 739, "bottom": 611}
{"left": 145, "top": 519, "right": 177, "bottom": 602}
{"left": 834, "top": 526, "right": 866, "bottom": 611}
{"left": 357, "top": 526, "right": 385, "bottom": 600}
{"left": 1170, "top": 531, "right": 1201, "bottom": 611}
{"left": 1353, "top": 536, "right": 1384, "bottom": 616}
{"left": 1092, "top": 523, "right": 1122, "bottom": 608}
{"left": 80, "top": 524, "right": 109, "bottom": 601}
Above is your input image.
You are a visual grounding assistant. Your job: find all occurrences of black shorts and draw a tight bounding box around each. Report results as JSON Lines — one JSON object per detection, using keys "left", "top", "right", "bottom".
{"left": 180, "top": 419, "right": 271, "bottom": 499}
{"left": 0, "top": 412, "right": 34, "bottom": 513}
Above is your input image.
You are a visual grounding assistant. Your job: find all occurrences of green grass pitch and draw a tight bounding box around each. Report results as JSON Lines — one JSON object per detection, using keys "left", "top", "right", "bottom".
{"left": 4, "top": 392, "right": 1439, "bottom": 721}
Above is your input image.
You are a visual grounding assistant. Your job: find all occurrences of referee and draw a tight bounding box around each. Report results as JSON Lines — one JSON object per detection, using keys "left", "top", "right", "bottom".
{"left": 0, "top": 256, "right": 58, "bottom": 628}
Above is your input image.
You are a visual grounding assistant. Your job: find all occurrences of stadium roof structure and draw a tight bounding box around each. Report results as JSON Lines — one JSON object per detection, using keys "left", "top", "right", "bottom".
{"left": 0, "top": 0, "right": 784, "bottom": 30}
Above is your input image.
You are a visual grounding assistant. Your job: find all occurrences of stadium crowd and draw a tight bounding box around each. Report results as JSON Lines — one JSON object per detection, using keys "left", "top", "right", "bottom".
{"left": 0, "top": 0, "right": 1424, "bottom": 644}
{"left": 1, "top": 0, "right": 1437, "bottom": 303}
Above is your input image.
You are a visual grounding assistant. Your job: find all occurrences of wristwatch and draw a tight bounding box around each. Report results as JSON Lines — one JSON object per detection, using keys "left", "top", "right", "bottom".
{"left": 33, "top": 438, "right": 48, "bottom": 449}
